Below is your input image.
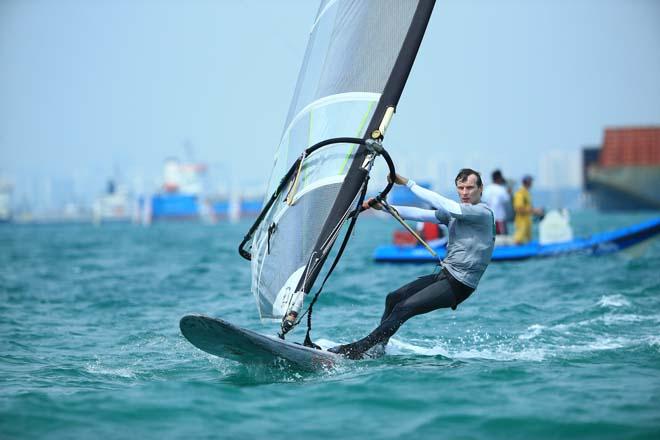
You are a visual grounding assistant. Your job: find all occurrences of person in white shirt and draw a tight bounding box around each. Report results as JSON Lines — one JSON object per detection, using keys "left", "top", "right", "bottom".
{"left": 482, "top": 169, "right": 511, "bottom": 235}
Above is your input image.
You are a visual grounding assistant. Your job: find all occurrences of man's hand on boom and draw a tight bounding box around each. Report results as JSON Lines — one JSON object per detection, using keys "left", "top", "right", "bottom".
{"left": 362, "top": 197, "right": 383, "bottom": 211}
{"left": 387, "top": 173, "right": 409, "bottom": 186}
{"left": 363, "top": 173, "right": 410, "bottom": 211}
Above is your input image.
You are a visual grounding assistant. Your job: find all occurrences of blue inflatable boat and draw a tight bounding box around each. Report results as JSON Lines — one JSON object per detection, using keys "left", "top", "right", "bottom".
{"left": 373, "top": 216, "right": 660, "bottom": 263}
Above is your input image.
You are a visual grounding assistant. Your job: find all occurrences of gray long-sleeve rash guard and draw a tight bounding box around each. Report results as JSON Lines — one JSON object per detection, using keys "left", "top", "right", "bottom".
{"left": 392, "top": 180, "right": 495, "bottom": 289}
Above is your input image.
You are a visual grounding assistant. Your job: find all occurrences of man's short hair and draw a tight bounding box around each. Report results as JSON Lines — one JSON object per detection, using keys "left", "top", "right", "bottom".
{"left": 492, "top": 169, "right": 503, "bottom": 182}
{"left": 455, "top": 168, "right": 483, "bottom": 187}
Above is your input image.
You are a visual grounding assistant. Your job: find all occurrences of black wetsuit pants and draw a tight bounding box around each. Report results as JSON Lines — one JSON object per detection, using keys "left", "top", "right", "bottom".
{"left": 341, "top": 269, "right": 474, "bottom": 357}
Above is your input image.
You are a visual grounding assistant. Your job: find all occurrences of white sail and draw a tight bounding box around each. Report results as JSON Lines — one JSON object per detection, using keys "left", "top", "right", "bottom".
{"left": 243, "top": 0, "right": 435, "bottom": 320}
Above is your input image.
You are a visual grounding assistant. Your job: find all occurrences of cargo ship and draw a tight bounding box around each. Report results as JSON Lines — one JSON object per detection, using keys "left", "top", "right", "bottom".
{"left": 583, "top": 126, "right": 660, "bottom": 211}
{"left": 142, "top": 159, "right": 264, "bottom": 223}
{"left": 206, "top": 193, "right": 263, "bottom": 223}
{"left": 237, "top": 191, "right": 263, "bottom": 220}
{"left": 144, "top": 158, "right": 207, "bottom": 222}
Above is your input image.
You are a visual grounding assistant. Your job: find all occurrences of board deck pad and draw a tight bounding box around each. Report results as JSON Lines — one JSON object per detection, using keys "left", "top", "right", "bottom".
{"left": 180, "top": 314, "right": 340, "bottom": 370}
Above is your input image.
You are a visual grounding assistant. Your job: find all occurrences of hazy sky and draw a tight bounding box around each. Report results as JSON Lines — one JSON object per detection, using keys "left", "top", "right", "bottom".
{"left": 1, "top": 0, "right": 659, "bottom": 196}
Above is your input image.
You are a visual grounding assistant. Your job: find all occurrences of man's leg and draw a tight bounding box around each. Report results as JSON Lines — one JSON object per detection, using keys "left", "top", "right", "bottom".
{"left": 380, "top": 274, "right": 438, "bottom": 323}
{"left": 331, "top": 272, "right": 467, "bottom": 359}
{"left": 368, "top": 274, "right": 439, "bottom": 356}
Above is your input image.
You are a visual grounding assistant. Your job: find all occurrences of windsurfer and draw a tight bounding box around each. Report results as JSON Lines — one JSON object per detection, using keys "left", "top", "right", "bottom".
{"left": 329, "top": 169, "right": 495, "bottom": 359}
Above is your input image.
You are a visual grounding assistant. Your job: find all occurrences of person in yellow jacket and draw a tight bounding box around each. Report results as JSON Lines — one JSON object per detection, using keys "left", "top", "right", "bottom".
{"left": 513, "top": 175, "right": 544, "bottom": 244}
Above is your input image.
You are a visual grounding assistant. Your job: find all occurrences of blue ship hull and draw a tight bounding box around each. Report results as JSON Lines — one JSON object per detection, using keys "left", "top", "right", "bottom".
{"left": 211, "top": 200, "right": 229, "bottom": 219}
{"left": 239, "top": 199, "right": 262, "bottom": 218}
{"left": 150, "top": 194, "right": 199, "bottom": 221}
{"left": 373, "top": 217, "right": 660, "bottom": 263}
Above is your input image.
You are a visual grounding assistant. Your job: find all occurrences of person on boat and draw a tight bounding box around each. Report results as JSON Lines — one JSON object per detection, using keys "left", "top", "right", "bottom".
{"left": 483, "top": 169, "right": 511, "bottom": 235}
{"left": 513, "top": 175, "right": 544, "bottom": 244}
{"left": 329, "top": 168, "right": 495, "bottom": 359}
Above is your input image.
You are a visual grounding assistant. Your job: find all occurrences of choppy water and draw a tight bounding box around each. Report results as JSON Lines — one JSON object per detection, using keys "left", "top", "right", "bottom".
{"left": 1, "top": 211, "right": 659, "bottom": 439}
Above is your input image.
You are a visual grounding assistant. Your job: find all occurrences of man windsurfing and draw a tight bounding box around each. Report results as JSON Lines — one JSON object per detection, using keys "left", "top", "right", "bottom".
{"left": 330, "top": 168, "right": 495, "bottom": 359}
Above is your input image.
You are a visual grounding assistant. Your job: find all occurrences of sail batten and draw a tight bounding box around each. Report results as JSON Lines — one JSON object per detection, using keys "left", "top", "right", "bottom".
{"left": 245, "top": 0, "right": 436, "bottom": 321}
{"left": 281, "top": 92, "right": 380, "bottom": 149}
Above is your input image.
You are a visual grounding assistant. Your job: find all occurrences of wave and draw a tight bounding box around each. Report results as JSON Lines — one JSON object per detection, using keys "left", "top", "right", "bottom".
{"left": 518, "top": 324, "right": 546, "bottom": 340}
{"left": 84, "top": 358, "right": 136, "bottom": 379}
{"left": 597, "top": 294, "right": 631, "bottom": 308}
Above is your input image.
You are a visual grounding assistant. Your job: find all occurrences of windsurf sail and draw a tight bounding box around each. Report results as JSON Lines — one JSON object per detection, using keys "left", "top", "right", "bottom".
{"left": 239, "top": 0, "right": 435, "bottom": 335}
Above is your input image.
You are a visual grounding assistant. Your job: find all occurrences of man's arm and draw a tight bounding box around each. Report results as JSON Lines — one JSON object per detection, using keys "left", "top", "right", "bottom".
{"left": 361, "top": 198, "right": 443, "bottom": 224}
{"left": 405, "top": 180, "right": 462, "bottom": 215}
{"left": 395, "top": 174, "right": 490, "bottom": 223}
{"left": 392, "top": 205, "right": 443, "bottom": 223}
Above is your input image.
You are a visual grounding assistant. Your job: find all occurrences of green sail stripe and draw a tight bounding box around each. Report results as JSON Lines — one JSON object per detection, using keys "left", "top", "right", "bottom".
{"left": 338, "top": 101, "right": 375, "bottom": 175}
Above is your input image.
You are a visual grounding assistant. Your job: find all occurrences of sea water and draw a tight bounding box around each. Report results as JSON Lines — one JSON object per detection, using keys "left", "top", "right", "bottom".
{"left": 1, "top": 211, "right": 659, "bottom": 439}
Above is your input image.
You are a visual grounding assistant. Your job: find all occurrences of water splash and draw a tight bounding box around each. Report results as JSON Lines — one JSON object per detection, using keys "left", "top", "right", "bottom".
{"left": 597, "top": 294, "right": 631, "bottom": 308}
{"left": 518, "top": 324, "right": 546, "bottom": 340}
{"left": 84, "top": 357, "right": 136, "bottom": 379}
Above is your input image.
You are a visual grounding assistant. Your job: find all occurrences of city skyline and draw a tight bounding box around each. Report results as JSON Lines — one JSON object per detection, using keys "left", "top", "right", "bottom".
{"left": 5, "top": 148, "right": 585, "bottom": 217}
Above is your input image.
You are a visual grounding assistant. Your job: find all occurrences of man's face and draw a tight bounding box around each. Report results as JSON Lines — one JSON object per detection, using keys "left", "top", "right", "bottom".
{"left": 456, "top": 174, "right": 482, "bottom": 204}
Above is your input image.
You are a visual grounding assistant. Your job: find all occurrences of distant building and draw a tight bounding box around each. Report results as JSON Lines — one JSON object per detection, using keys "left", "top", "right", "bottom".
{"left": 92, "top": 179, "right": 134, "bottom": 224}
{"left": 0, "top": 179, "right": 13, "bottom": 223}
